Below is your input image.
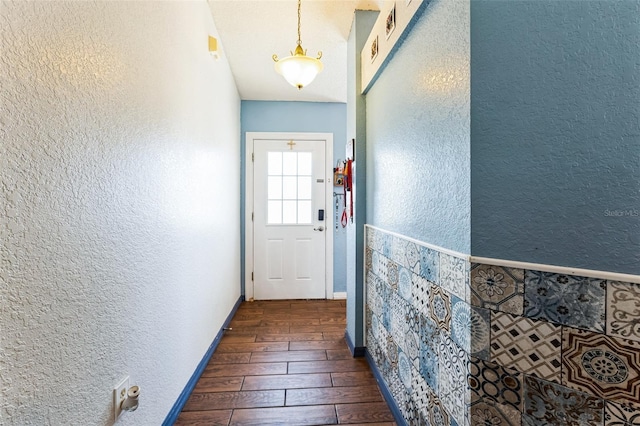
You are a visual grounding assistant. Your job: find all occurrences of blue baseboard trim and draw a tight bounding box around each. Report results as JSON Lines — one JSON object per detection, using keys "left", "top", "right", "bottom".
{"left": 344, "top": 331, "right": 366, "bottom": 357}
{"left": 365, "top": 349, "right": 407, "bottom": 426}
{"left": 162, "top": 295, "right": 244, "bottom": 426}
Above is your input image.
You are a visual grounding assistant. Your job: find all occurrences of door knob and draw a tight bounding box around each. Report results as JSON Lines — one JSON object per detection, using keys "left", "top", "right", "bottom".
{"left": 313, "top": 226, "right": 325, "bottom": 232}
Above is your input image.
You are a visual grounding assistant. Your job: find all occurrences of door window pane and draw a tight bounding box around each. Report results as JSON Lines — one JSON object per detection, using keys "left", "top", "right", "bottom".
{"left": 282, "top": 200, "right": 297, "bottom": 224}
{"left": 282, "top": 152, "right": 297, "bottom": 175}
{"left": 282, "top": 176, "right": 297, "bottom": 200}
{"left": 268, "top": 152, "right": 282, "bottom": 175}
{"left": 266, "top": 150, "right": 316, "bottom": 225}
{"left": 298, "top": 152, "right": 312, "bottom": 175}
{"left": 268, "top": 176, "right": 282, "bottom": 199}
{"left": 297, "top": 176, "right": 312, "bottom": 200}
{"left": 268, "top": 200, "right": 282, "bottom": 224}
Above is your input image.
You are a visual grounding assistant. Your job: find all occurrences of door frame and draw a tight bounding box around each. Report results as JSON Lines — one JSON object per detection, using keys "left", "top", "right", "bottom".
{"left": 245, "top": 132, "right": 334, "bottom": 301}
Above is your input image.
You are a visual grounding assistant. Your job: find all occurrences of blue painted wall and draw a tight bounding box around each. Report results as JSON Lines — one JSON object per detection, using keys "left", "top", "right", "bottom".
{"left": 240, "top": 101, "right": 348, "bottom": 294}
{"left": 366, "top": 0, "right": 471, "bottom": 253}
{"left": 471, "top": 1, "right": 640, "bottom": 274}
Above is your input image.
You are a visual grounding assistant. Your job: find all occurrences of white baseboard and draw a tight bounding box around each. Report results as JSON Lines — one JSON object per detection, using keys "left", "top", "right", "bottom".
{"left": 333, "top": 292, "right": 347, "bottom": 299}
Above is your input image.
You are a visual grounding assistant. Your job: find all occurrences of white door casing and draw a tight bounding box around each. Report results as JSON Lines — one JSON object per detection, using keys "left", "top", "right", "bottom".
{"left": 245, "top": 132, "right": 334, "bottom": 300}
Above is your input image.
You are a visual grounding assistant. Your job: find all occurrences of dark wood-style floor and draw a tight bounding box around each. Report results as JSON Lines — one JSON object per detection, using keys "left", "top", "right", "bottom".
{"left": 175, "top": 299, "right": 396, "bottom": 426}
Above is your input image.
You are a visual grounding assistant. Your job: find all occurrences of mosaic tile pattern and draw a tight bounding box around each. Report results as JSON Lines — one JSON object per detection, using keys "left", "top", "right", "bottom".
{"left": 411, "top": 271, "right": 431, "bottom": 317}
{"left": 440, "top": 253, "right": 468, "bottom": 302}
{"left": 469, "top": 398, "right": 521, "bottom": 426}
{"left": 391, "top": 235, "right": 407, "bottom": 268}
{"left": 562, "top": 327, "right": 640, "bottom": 407}
{"left": 523, "top": 375, "right": 604, "bottom": 426}
{"left": 451, "top": 296, "right": 471, "bottom": 353}
{"left": 438, "top": 332, "right": 469, "bottom": 425}
{"left": 390, "top": 293, "right": 407, "bottom": 353}
{"left": 469, "top": 305, "right": 491, "bottom": 360}
{"left": 469, "top": 357, "right": 522, "bottom": 411}
{"left": 420, "top": 246, "right": 440, "bottom": 284}
{"left": 430, "top": 285, "right": 452, "bottom": 332}
{"left": 365, "top": 227, "right": 640, "bottom": 426}
{"left": 605, "top": 400, "right": 640, "bottom": 426}
{"left": 388, "top": 260, "right": 399, "bottom": 290}
{"left": 451, "top": 299, "right": 491, "bottom": 361}
{"left": 420, "top": 313, "right": 439, "bottom": 392}
{"left": 404, "top": 241, "right": 421, "bottom": 274}
{"left": 524, "top": 270, "right": 606, "bottom": 332}
{"left": 471, "top": 264, "right": 524, "bottom": 315}
{"left": 398, "top": 265, "right": 412, "bottom": 303}
{"left": 490, "top": 311, "right": 562, "bottom": 383}
{"left": 430, "top": 394, "right": 450, "bottom": 426}
{"left": 411, "top": 366, "right": 431, "bottom": 421}
{"left": 607, "top": 281, "right": 640, "bottom": 343}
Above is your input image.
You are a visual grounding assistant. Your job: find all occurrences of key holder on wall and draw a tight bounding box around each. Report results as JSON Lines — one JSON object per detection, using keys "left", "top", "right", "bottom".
{"left": 333, "top": 192, "right": 343, "bottom": 231}
{"left": 333, "top": 160, "right": 345, "bottom": 187}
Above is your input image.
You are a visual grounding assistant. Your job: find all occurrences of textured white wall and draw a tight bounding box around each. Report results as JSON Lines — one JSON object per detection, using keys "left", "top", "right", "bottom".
{"left": 0, "top": 1, "right": 241, "bottom": 424}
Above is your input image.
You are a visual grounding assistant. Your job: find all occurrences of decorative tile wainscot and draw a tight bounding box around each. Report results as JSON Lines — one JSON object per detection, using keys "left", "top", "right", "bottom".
{"left": 364, "top": 225, "right": 640, "bottom": 426}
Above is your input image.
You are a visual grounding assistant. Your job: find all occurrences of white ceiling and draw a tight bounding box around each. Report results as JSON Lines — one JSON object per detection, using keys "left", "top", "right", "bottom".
{"left": 207, "top": 0, "right": 383, "bottom": 103}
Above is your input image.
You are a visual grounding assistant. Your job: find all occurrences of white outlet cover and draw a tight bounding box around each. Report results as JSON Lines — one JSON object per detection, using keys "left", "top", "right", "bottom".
{"left": 114, "top": 376, "right": 130, "bottom": 422}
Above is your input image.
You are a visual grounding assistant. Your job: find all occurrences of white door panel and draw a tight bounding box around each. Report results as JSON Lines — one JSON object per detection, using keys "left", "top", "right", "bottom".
{"left": 253, "top": 139, "right": 326, "bottom": 300}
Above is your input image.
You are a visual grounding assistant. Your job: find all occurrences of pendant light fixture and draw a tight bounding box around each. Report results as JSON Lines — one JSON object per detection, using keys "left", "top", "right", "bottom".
{"left": 272, "top": 0, "right": 323, "bottom": 90}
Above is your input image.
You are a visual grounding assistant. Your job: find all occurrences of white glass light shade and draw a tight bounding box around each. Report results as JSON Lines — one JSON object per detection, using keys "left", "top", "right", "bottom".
{"left": 274, "top": 55, "right": 323, "bottom": 89}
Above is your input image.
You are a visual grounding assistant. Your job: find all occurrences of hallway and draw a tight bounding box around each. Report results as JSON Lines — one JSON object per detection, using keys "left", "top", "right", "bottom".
{"left": 175, "top": 300, "right": 396, "bottom": 425}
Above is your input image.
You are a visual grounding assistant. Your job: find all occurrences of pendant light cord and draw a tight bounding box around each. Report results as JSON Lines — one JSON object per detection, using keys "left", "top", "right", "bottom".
{"left": 297, "top": 0, "right": 302, "bottom": 46}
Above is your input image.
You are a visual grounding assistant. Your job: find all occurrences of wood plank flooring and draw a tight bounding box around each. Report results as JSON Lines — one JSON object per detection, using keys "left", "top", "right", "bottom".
{"left": 176, "top": 300, "right": 396, "bottom": 426}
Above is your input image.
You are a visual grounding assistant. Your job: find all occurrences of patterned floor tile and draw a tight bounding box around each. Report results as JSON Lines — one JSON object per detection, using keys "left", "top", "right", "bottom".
{"left": 366, "top": 226, "right": 378, "bottom": 252}
{"left": 471, "top": 264, "right": 524, "bottom": 315}
{"left": 447, "top": 298, "right": 490, "bottom": 361}
{"left": 411, "top": 271, "right": 431, "bottom": 317}
{"left": 366, "top": 247, "right": 373, "bottom": 273}
{"left": 420, "top": 246, "right": 440, "bottom": 284}
{"left": 524, "top": 270, "right": 606, "bottom": 332}
{"left": 451, "top": 295, "right": 471, "bottom": 353}
{"left": 372, "top": 250, "right": 381, "bottom": 278}
{"left": 388, "top": 260, "right": 399, "bottom": 290}
{"left": 430, "top": 285, "right": 452, "bottom": 333}
{"left": 523, "top": 375, "right": 604, "bottom": 426}
{"left": 420, "top": 313, "right": 439, "bottom": 392}
{"left": 490, "top": 311, "right": 562, "bottom": 382}
{"left": 391, "top": 234, "right": 407, "bottom": 268}
{"left": 429, "top": 393, "right": 450, "bottom": 426}
{"left": 398, "top": 265, "right": 412, "bottom": 303}
{"left": 607, "top": 280, "right": 640, "bottom": 343}
{"left": 381, "top": 232, "right": 392, "bottom": 258}
{"left": 605, "top": 400, "right": 640, "bottom": 426}
{"left": 470, "top": 306, "right": 491, "bottom": 360}
{"left": 469, "top": 398, "right": 521, "bottom": 426}
{"left": 440, "top": 253, "right": 469, "bottom": 302}
{"left": 562, "top": 327, "right": 640, "bottom": 407}
{"left": 390, "top": 293, "right": 408, "bottom": 350}
{"left": 404, "top": 241, "right": 421, "bottom": 274}
{"left": 469, "top": 356, "right": 522, "bottom": 411}
{"left": 438, "top": 332, "right": 469, "bottom": 426}
{"left": 398, "top": 348, "right": 413, "bottom": 392}
{"left": 403, "top": 391, "right": 420, "bottom": 426}
{"left": 403, "top": 303, "right": 420, "bottom": 368}
{"left": 411, "top": 368, "right": 432, "bottom": 421}
{"left": 405, "top": 327, "right": 420, "bottom": 371}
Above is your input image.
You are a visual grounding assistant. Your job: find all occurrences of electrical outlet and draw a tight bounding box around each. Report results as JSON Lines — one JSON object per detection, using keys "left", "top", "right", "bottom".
{"left": 113, "top": 376, "right": 129, "bottom": 421}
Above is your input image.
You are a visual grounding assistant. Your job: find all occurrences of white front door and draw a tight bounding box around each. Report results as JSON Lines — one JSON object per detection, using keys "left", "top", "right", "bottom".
{"left": 252, "top": 138, "right": 327, "bottom": 300}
